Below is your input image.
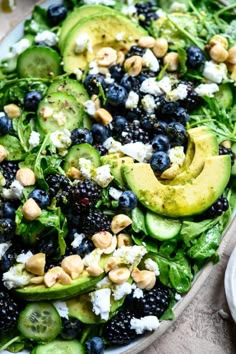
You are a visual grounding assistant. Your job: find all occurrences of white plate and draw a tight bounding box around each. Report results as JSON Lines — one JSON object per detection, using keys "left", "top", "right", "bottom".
{"left": 0, "top": 2, "right": 236, "bottom": 353}
{"left": 224, "top": 244, "right": 236, "bottom": 322}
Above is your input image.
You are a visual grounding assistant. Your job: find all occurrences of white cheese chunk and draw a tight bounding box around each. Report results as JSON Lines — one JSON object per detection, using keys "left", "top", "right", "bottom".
{"left": 93, "top": 165, "right": 114, "bottom": 188}
{"left": 120, "top": 142, "right": 153, "bottom": 162}
{"left": 202, "top": 60, "right": 227, "bottom": 83}
{"left": 109, "top": 187, "right": 123, "bottom": 200}
{"left": 169, "top": 146, "right": 185, "bottom": 166}
{"left": 84, "top": 100, "right": 96, "bottom": 116}
{"left": 141, "top": 94, "right": 156, "bottom": 113}
{"left": 195, "top": 83, "right": 219, "bottom": 97}
{"left": 125, "top": 91, "right": 139, "bottom": 109}
{"left": 11, "top": 38, "right": 31, "bottom": 56}
{"left": 35, "top": 31, "right": 58, "bottom": 47}
{"left": 140, "top": 77, "right": 163, "bottom": 96}
{"left": 78, "top": 158, "right": 93, "bottom": 179}
{"left": 3, "top": 264, "right": 32, "bottom": 290}
{"left": 53, "top": 301, "right": 69, "bottom": 319}
{"left": 103, "top": 137, "right": 122, "bottom": 153}
{"left": 144, "top": 258, "right": 160, "bottom": 276}
{"left": 167, "top": 83, "right": 188, "bottom": 101}
{"left": 74, "top": 33, "right": 92, "bottom": 54}
{"left": 29, "top": 131, "right": 40, "bottom": 148}
{"left": 84, "top": 0, "right": 115, "bottom": 5}
{"left": 113, "top": 245, "right": 147, "bottom": 267}
{"left": 50, "top": 129, "right": 71, "bottom": 156}
{"left": 2, "top": 180, "right": 24, "bottom": 200}
{"left": 90, "top": 288, "right": 111, "bottom": 321}
{"left": 112, "top": 282, "right": 132, "bottom": 300}
{"left": 130, "top": 316, "right": 160, "bottom": 334}
{"left": 71, "top": 233, "right": 85, "bottom": 249}
{"left": 142, "top": 49, "right": 160, "bottom": 72}
{"left": 16, "top": 251, "right": 34, "bottom": 264}
{"left": 133, "top": 287, "right": 144, "bottom": 299}
{"left": 0, "top": 242, "right": 11, "bottom": 260}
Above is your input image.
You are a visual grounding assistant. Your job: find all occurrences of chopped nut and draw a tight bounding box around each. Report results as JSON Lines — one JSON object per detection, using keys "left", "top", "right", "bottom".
{"left": 124, "top": 55, "right": 143, "bottom": 76}
{"left": 153, "top": 38, "right": 168, "bottom": 58}
{"left": 66, "top": 167, "right": 82, "bottom": 180}
{"left": 138, "top": 36, "right": 155, "bottom": 48}
{"left": 97, "top": 47, "right": 117, "bottom": 67}
{"left": 25, "top": 253, "right": 46, "bottom": 276}
{"left": 61, "top": 255, "right": 84, "bottom": 280}
{"left": 220, "top": 140, "right": 231, "bottom": 149}
{"left": 16, "top": 167, "right": 36, "bottom": 186}
{"left": 103, "top": 236, "right": 117, "bottom": 254}
{"left": 108, "top": 267, "right": 130, "bottom": 284}
{"left": 0, "top": 145, "right": 8, "bottom": 162}
{"left": 22, "top": 198, "right": 42, "bottom": 221}
{"left": 209, "top": 44, "right": 228, "bottom": 63}
{"left": 44, "top": 266, "right": 72, "bottom": 288}
{"left": 86, "top": 264, "right": 104, "bottom": 276}
{"left": 94, "top": 108, "right": 113, "bottom": 126}
{"left": 131, "top": 268, "right": 156, "bottom": 290}
{"left": 91, "top": 94, "right": 101, "bottom": 111}
{"left": 105, "top": 256, "right": 120, "bottom": 272}
{"left": 163, "top": 52, "right": 179, "bottom": 72}
{"left": 209, "top": 35, "right": 228, "bottom": 49}
{"left": 227, "top": 46, "right": 236, "bottom": 64}
{"left": 117, "top": 233, "right": 133, "bottom": 248}
{"left": 4, "top": 103, "right": 21, "bottom": 118}
{"left": 111, "top": 214, "right": 132, "bottom": 234}
{"left": 92, "top": 231, "right": 113, "bottom": 249}
{"left": 30, "top": 276, "right": 44, "bottom": 285}
{"left": 160, "top": 163, "right": 180, "bottom": 179}
{"left": 116, "top": 50, "right": 125, "bottom": 65}
{"left": 98, "top": 66, "right": 109, "bottom": 75}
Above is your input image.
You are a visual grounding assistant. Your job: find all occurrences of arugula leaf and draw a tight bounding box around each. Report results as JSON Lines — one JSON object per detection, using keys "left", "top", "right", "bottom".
{"left": 0, "top": 135, "right": 26, "bottom": 161}
{"left": 24, "top": 6, "right": 49, "bottom": 35}
{"left": 131, "top": 207, "right": 148, "bottom": 235}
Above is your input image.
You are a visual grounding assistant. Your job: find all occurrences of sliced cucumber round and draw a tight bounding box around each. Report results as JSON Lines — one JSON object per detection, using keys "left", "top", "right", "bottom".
{"left": 215, "top": 83, "right": 234, "bottom": 109}
{"left": 32, "top": 340, "right": 85, "bottom": 354}
{"left": 64, "top": 143, "right": 100, "bottom": 172}
{"left": 37, "top": 92, "right": 84, "bottom": 134}
{"left": 145, "top": 211, "right": 182, "bottom": 241}
{"left": 17, "top": 46, "right": 61, "bottom": 78}
{"left": 17, "top": 302, "right": 62, "bottom": 342}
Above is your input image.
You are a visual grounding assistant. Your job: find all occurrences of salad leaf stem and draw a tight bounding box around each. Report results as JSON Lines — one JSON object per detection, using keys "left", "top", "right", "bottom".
{"left": 188, "top": 0, "right": 204, "bottom": 21}
{"left": 215, "top": 3, "right": 236, "bottom": 17}
{"left": 0, "top": 336, "right": 22, "bottom": 351}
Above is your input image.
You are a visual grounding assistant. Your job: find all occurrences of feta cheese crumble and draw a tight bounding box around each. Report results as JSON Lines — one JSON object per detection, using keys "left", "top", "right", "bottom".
{"left": 112, "top": 282, "right": 132, "bottom": 300}
{"left": 74, "top": 33, "right": 92, "bottom": 54}
{"left": 16, "top": 251, "right": 33, "bottom": 264}
{"left": 90, "top": 288, "right": 111, "bottom": 321}
{"left": 2, "top": 180, "right": 24, "bottom": 200}
{"left": 29, "top": 130, "right": 40, "bottom": 148}
{"left": 84, "top": 0, "right": 115, "bottom": 5}
{"left": 140, "top": 78, "right": 163, "bottom": 96}
{"left": 109, "top": 187, "right": 123, "bottom": 200}
{"left": 202, "top": 61, "right": 227, "bottom": 83}
{"left": 130, "top": 316, "right": 160, "bottom": 334}
{"left": 113, "top": 245, "right": 147, "bottom": 268}
{"left": 84, "top": 100, "right": 96, "bottom": 116}
{"left": 71, "top": 233, "right": 85, "bottom": 249}
{"left": 195, "top": 83, "right": 219, "bottom": 97}
{"left": 141, "top": 94, "right": 156, "bottom": 113}
{"left": 53, "top": 301, "right": 69, "bottom": 319}
{"left": 3, "top": 264, "right": 32, "bottom": 290}
{"left": 167, "top": 83, "right": 188, "bottom": 101}
{"left": 120, "top": 142, "right": 153, "bottom": 162}
{"left": 103, "top": 137, "right": 122, "bottom": 153}
{"left": 125, "top": 91, "right": 139, "bottom": 109}
{"left": 9, "top": 38, "right": 31, "bottom": 57}
{"left": 93, "top": 165, "right": 114, "bottom": 188}
{"left": 133, "top": 287, "right": 144, "bottom": 299}
{"left": 79, "top": 158, "right": 93, "bottom": 179}
{"left": 142, "top": 49, "right": 160, "bottom": 72}
{"left": 0, "top": 242, "right": 11, "bottom": 260}
{"left": 169, "top": 146, "right": 185, "bottom": 166}
{"left": 35, "top": 31, "right": 58, "bottom": 47}
{"left": 52, "top": 111, "right": 67, "bottom": 126}
{"left": 144, "top": 258, "right": 160, "bottom": 276}
{"left": 50, "top": 129, "right": 71, "bottom": 156}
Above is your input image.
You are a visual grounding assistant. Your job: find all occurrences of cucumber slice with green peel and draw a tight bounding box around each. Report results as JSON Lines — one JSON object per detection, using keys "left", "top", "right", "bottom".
{"left": 64, "top": 143, "right": 100, "bottom": 172}
{"left": 37, "top": 92, "right": 84, "bottom": 134}
{"left": 17, "top": 46, "right": 61, "bottom": 78}
{"left": 215, "top": 84, "right": 234, "bottom": 109}
{"left": 145, "top": 211, "right": 182, "bottom": 241}
{"left": 32, "top": 340, "right": 85, "bottom": 354}
{"left": 17, "top": 302, "right": 62, "bottom": 342}
{"left": 232, "top": 143, "right": 236, "bottom": 176}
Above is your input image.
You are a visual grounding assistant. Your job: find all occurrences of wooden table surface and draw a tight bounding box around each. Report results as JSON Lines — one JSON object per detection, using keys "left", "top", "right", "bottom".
{"left": 0, "top": 1, "right": 236, "bottom": 353}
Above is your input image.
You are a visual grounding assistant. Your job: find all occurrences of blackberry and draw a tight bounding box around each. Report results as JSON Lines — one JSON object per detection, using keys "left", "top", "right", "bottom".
{"left": 81, "top": 209, "right": 111, "bottom": 236}
{"left": 70, "top": 180, "right": 102, "bottom": 208}
{"left": 135, "top": 1, "right": 158, "bottom": 27}
{"left": 219, "top": 146, "right": 235, "bottom": 166}
{"left": 104, "top": 310, "right": 138, "bottom": 345}
{"left": 0, "top": 290, "right": 20, "bottom": 333}
{"left": 0, "top": 161, "right": 18, "bottom": 188}
{"left": 0, "top": 218, "right": 15, "bottom": 242}
{"left": 46, "top": 173, "right": 71, "bottom": 206}
{"left": 116, "top": 120, "right": 150, "bottom": 144}
{"left": 125, "top": 282, "right": 171, "bottom": 318}
{"left": 204, "top": 195, "right": 229, "bottom": 218}
{"left": 178, "top": 81, "right": 202, "bottom": 112}
{"left": 61, "top": 317, "right": 84, "bottom": 340}
{"left": 0, "top": 245, "right": 18, "bottom": 272}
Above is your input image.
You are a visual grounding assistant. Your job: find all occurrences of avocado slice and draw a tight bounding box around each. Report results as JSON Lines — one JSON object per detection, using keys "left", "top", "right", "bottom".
{"left": 101, "top": 154, "right": 134, "bottom": 188}
{"left": 62, "top": 13, "right": 147, "bottom": 72}
{"left": 59, "top": 5, "right": 115, "bottom": 51}
{"left": 122, "top": 155, "right": 231, "bottom": 217}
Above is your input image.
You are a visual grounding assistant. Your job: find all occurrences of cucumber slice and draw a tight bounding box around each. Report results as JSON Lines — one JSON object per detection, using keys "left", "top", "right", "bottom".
{"left": 64, "top": 143, "right": 100, "bottom": 172}
{"left": 17, "top": 302, "right": 62, "bottom": 342}
{"left": 232, "top": 143, "right": 236, "bottom": 176}
{"left": 17, "top": 46, "right": 61, "bottom": 78}
{"left": 37, "top": 92, "right": 84, "bottom": 134}
{"left": 145, "top": 211, "right": 182, "bottom": 241}
{"left": 215, "top": 84, "right": 234, "bottom": 109}
{"left": 32, "top": 340, "right": 85, "bottom": 354}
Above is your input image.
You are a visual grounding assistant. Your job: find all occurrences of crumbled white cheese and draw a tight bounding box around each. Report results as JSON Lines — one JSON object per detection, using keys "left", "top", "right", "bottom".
{"left": 169, "top": 146, "right": 185, "bottom": 166}
{"left": 29, "top": 130, "right": 40, "bottom": 148}
{"left": 52, "top": 111, "right": 67, "bottom": 126}
{"left": 140, "top": 77, "right": 163, "bottom": 96}
{"left": 90, "top": 288, "right": 111, "bottom": 321}
{"left": 170, "top": 1, "right": 187, "bottom": 12}
{"left": 157, "top": 76, "right": 172, "bottom": 94}
{"left": 35, "top": 30, "right": 58, "bottom": 47}
{"left": 130, "top": 316, "right": 160, "bottom": 334}
{"left": 195, "top": 83, "right": 219, "bottom": 97}
{"left": 93, "top": 165, "right": 114, "bottom": 188}
{"left": 16, "top": 251, "right": 33, "bottom": 264}
{"left": 115, "top": 32, "right": 124, "bottom": 41}
{"left": 0, "top": 112, "right": 5, "bottom": 118}
{"left": 0, "top": 242, "right": 11, "bottom": 260}
{"left": 53, "top": 301, "right": 69, "bottom": 319}
{"left": 103, "top": 137, "right": 122, "bottom": 153}
{"left": 89, "top": 60, "right": 99, "bottom": 75}
{"left": 104, "top": 73, "right": 115, "bottom": 85}
{"left": 40, "top": 106, "right": 54, "bottom": 118}
{"left": 74, "top": 33, "right": 92, "bottom": 54}
{"left": 133, "top": 287, "right": 144, "bottom": 299}
{"left": 202, "top": 60, "right": 227, "bottom": 84}
{"left": 141, "top": 94, "right": 156, "bottom": 113}
{"left": 167, "top": 83, "right": 188, "bottom": 101}
{"left": 83, "top": 248, "right": 103, "bottom": 268}
{"left": 109, "top": 187, "right": 123, "bottom": 200}
{"left": 79, "top": 158, "right": 93, "bottom": 179}
{"left": 175, "top": 293, "right": 182, "bottom": 301}
{"left": 144, "top": 258, "right": 160, "bottom": 276}
{"left": 121, "top": 4, "right": 137, "bottom": 16}
{"left": 125, "top": 91, "right": 139, "bottom": 110}
{"left": 50, "top": 129, "right": 71, "bottom": 156}
{"left": 113, "top": 245, "right": 147, "bottom": 268}
{"left": 142, "top": 49, "right": 160, "bottom": 72}
{"left": 10, "top": 38, "right": 31, "bottom": 57}
{"left": 120, "top": 142, "right": 153, "bottom": 162}
{"left": 84, "top": 0, "right": 115, "bottom": 5}
{"left": 84, "top": 100, "right": 96, "bottom": 116}
{"left": 2, "top": 180, "right": 24, "bottom": 200}
{"left": 71, "top": 233, "right": 85, "bottom": 249}
{"left": 3, "top": 264, "right": 32, "bottom": 290}
{"left": 156, "top": 9, "right": 166, "bottom": 18}
{"left": 112, "top": 282, "right": 132, "bottom": 300}
{"left": 97, "top": 276, "right": 112, "bottom": 289}
{"left": 74, "top": 68, "right": 83, "bottom": 81}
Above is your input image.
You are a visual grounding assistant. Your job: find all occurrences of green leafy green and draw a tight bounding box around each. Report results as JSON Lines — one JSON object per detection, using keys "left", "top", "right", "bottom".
{"left": 131, "top": 207, "right": 148, "bottom": 234}
{"left": 24, "top": 6, "right": 49, "bottom": 35}
{"left": 0, "top": 135, "right": 26, "bottom": 160}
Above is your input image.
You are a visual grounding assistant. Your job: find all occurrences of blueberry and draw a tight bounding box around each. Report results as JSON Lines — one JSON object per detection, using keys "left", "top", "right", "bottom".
{"left": 186, "top": 46, "right": 205, "bottom": 69}
{"left": 161, "top": 101, "right": 179, "bottom": 117}
{"left": 152, "top": 134, "right": 170, "bottom": 152}
{"left": 106, "top": 83, "right": 128, "bottom": 107}
{"left": 75, "top": 238, "right": 94, "bottom": 258}
{"left": 37, "top": 237, "right": 58, "bottom": 257}
{"left": 0, "top": 114, "right": 12, "bottom": 136}
{"left": 85, "top": 336, "right": 104, "bottom": 354}
{"left": 91, "top": 123, "right": 109, "bottom": 143}
{"left": 84, "top": 74, "right": 106, "bottom": 96}
{"left": 113, "top": 115, "right": 128, "bottom": 133}
{"left": 0, "top": 218, "right": 15, "bottom": 242}
{"left": 29, "top": 189, "right": 50, "bottom": 208}
{"left": 153, "top": 121, "right": 168, "bottom": 135}
{"left": 126, "top": 45, "right": 145, "bottom": 58}
{"left": 174, "top": 107, "right": 189, "bottom": 125}
{"left": 47, "top": 4, "right": 67, "bottom": 26}
{"left": 120, "top": 74, "right": 140, "bottom": 92}
{"left": 126, "top": 107, "right": 143, "bottom": 122}
{"left": 0, "top": 246, "right": 17, "bottom": 272}
{"left": 109, "top": 64, "right": 124, "bottom": 82}
{"left": 150, "top": 151, "right": 171, "bottom": 174}
{"left": 24, "top": 91, "right": 42, "bottom": 111}
{"left": 167, "top": 122, "right": 187, "bottom": 146}
{"left": 61, "top": 318, "right": 83, "bottom": 340}
{"left": 141, "top": 117, "right": 154, "bottom": 131}
{"left": 71, "top": 128, "right": 93, "bottom": 145}
{"left": 1, "top": 202, "right": 16, "bottom": 219}
{"left": 119, "top": 191, "right": 137, "bottom": 211}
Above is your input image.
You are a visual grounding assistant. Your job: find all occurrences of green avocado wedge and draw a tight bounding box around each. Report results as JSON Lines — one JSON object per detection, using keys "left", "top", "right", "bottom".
{"left": 62, "top": 13, "right": 147, "bottom": 72}
{"left": 122, "top": 155, "right": 231, "bottom": 218}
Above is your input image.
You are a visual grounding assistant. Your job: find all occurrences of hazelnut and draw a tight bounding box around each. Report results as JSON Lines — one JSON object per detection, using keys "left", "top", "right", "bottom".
{"left": 153, "top": 38, "right": 168, "bottom": 58}
{"left": 25, "top": 253, "right": 46, "bottom": 276}
{"left": 0, "top": 145, "right": 8, "bottom": 162}
{"left": 124, "top": 55, "right": 143, "bottom": 76}
{"left": 103, "top": 236, "right": 117, "bottom": 254}
{"left": 44, "top": 266, "right": 71, "bottom": 288}
{"left": 138, "top": 36, "right": 155, "bottom": 48}
{"left": 163, "top": 52, "right": 179, "bottom": 72}
{"left": 105, "top": 256, "right": 120, "bottom": 272}
{"left": 108, "top": 267, "right": 130, "bottom": 284}
{"left": 16, "top": 167, "right": 36, "bottom": 186}
{"left": 111, "top": 214, "right": 132, "bottom": 234}
{"left": 209, "top": 35, "right": 228, "bottom": 49}
{"left": 227, "top": 46, "right": 236, "bottom": 64}
{"left": 61, "top": 255, "right": 84, "bottom": 280}
{"left": 117, "top": 233, "right": 133, "bottom": 248}
{"left": 4, "top": 103, "right": 21, "bottom": 118}
{"left": 97, "top": 47, "right": 117, "bottom": 67}
{"left": 131, "top": 268, "right": 156, "bottom": 290}
{"left": 209, "top": 43, "right": 228, "bottom": 63}
{"left": 22, "top": 198, "right": 42, "bottom": 221}
{"left": 92, "top": 231, "right": 113, "bottom": 249}
{"left": 91, "top": 94, "right": 101, "bottom": 111}
{"left": 86, "top": 264, "right": 104, "bottom": 276}
{"left": 30, "top": 276, "right": 44, "bottom": 285}
{"left": 116, "top": 50, "right": 125, "bottom": 65}
{"left": 94, "top": 108, "right": 113, "bottom": 126}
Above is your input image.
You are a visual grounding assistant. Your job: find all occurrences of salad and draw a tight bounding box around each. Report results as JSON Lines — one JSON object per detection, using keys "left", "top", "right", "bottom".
{"left": 0, "top": 0, "right": 236, "bottom": 353}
